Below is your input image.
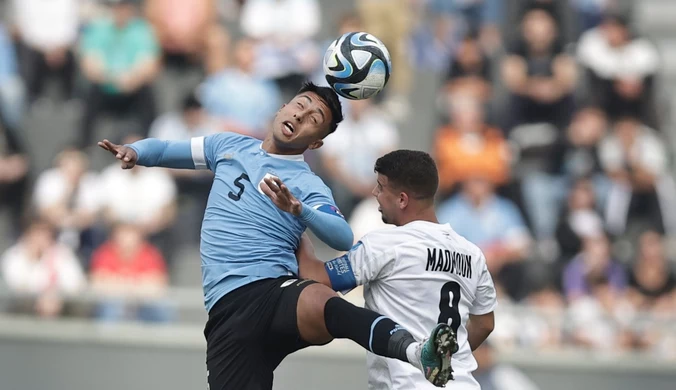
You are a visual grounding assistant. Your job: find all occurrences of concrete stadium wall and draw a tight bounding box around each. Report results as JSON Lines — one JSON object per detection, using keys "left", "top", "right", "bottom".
{"left": 1, "top": 316, "right": 674, "bottom": 390}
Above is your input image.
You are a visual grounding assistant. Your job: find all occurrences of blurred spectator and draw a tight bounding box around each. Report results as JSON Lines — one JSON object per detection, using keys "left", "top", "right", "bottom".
{"left": 501, "top": 6, "right": 576, "bottom": 131}
{"left": 99, "top": 135, "right": 178, "bottom": 255}
{"left": 520, "top": 281, "right": 565, "bottom": 348}
{"left": 434, "top": 95, "right": 510, "bottom": 198}
{"left": 199, "top": 38, "right": 282, "bottom": 138}
{"left": 503, "top": 6, "right": 577, "bottom": 240}
{"left": 408, "top": 6, "right": 458, "bottom": 73}
{"left": 555, "top": 178, "right": 605, "bottom": 265}
{"left": 599, "top": 117, "right": 676, "bottom": 236}
{"left": 561, "top": 107, "right": 609, "bottom": 183}
{"left": 626, "top": 232, "right": 676, "bottom": 353}
{"left": 11, "top": 0, "right": 79, "bottom": 104}
{"left": 1, "top": 221, "right": 85, "bottom": 318}
{"left": 240, "top": 0, "right": 321, "bottom": 98}
{"left": 563, "top": 234, "right": 627, "bottom": 301}
{"left": 203, "top": 23, "right": 231, "bottom": 76}
{"left": 145, "top": 0, "right": 222, "bottom": 69}
{"left": 33, "top": 148, "right": 103, "bottom": 263}
{"left": 473, "top": 341, "right": 541, "bottom": 390}
{"left": 437, "top": 178, "right": 531, "bottom": 299}
{"left": 320, "top": 98, "right": 398, "bottom": 219}
{"left": 0, "top": 122, "right": 29, "bottom": 232}
{"left": 568, "top": 272, "right": 634, "bottom": 351}
{"left": 577, "top": 11, "right": 660, "bottom": 128}
{"left": 522, "top": 107, "right": 610, "bottom": 241}
{"left": 571, "top": 0, "right": 620, "bottom": 37}
{"left": 627, "top": 230, "right": 676, "bottom": 314}
{"left": 149, "top": 92, "right": 218, "bottom": 141}
{"left": 427, "top": 0, "right": 503, "bottom": 54}
{"left": 0, "top": 23, "right": 26, "bottom": 129}
{"left": 443, "top": 31, "right": 493, "bottom": 105}
{"left": 357, "top": 0, "right": 412, "bottom": 116}
{"left": 90, "top": 223, "right": 171, "bottom": 323}
{"left": 78, "top": 0, "right": 160, "bottom": 149}
{"left": 512, "top": 0, "right": 574, "bottom": 44}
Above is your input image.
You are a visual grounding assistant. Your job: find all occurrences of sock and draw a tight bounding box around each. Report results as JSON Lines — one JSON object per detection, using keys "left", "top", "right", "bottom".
{"left": 323, "top": 297, "right": 416, "bottom": 363}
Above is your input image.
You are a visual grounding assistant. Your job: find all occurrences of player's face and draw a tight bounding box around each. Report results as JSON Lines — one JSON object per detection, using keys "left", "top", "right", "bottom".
{"left": 373, "top": 174, "right": 400, "bottom": 225}
{"left": 271, "top": 92, "right": 332, "bottom": 151}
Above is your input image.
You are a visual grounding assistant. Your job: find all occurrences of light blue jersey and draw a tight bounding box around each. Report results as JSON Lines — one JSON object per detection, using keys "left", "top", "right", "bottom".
{"left": 129, "top": 133, "right": 353, "bottom": 311}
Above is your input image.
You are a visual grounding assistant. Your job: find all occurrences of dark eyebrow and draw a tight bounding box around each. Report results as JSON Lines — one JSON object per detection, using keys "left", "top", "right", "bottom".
{"left": 301, "top": 95, "right": 326, "bottom": 124}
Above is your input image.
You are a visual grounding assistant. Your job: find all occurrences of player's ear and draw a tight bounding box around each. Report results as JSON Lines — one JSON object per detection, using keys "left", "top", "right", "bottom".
{"left": 308, "top": 139, "right": 324, "bottom": 150}
{"left": 398, "top": 192, "right": 409, "bottom": 209}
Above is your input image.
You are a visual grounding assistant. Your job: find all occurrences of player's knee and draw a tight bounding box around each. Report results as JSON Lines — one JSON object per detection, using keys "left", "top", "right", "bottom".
{"left": 299, "top": 283, "right": 338, "bottom": 311}
{"left": 297, "top": 283, "right": 337, "bottom": 344}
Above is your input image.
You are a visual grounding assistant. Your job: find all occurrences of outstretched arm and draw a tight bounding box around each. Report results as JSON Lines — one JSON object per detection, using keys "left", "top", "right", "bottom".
{"left": 98, "top": 137, "right": 203, "bottom": 170}
{"left": 261, "top": 177, "right": 354, "bottom": 251}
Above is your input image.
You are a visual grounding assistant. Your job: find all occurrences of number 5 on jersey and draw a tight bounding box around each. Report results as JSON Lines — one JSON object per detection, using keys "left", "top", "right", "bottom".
{"left": 229, "top": 173, "right": 250, "bottom": 201}
{"left": 438, "top": 281, "right": 461, "bottom": 334}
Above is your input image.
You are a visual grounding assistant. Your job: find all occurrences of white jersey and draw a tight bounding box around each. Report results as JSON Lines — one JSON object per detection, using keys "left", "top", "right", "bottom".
{"left": 344, "top": 221, "right": 497, "bottom": 390}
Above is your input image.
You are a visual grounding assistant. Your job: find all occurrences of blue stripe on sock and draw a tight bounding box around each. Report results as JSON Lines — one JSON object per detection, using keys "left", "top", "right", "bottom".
{"left": 368, "top": 316, "right": 387, "bottom": 353}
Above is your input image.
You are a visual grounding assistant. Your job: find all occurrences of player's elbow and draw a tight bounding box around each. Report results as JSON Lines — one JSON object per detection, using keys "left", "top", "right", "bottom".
{"left": 334, "top": 233, "right": 354, "bottom": 252}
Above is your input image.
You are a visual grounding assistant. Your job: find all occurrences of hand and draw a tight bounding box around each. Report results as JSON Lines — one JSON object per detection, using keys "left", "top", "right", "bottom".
{"left": 98, "top": 139, "right": 138, "bottom": 169}
{"left": 260, "top": 177, "right": 302, "bottom": 216}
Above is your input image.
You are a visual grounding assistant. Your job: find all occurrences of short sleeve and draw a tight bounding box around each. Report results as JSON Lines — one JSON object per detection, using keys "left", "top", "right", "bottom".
{"left": 470, "top": 255, "right": 497, "bottom": 315}
{"left": 301, "top": 176, "right": 340, "bottom": 211}
{"left": 199, "top": 132, "right": 245, "bottom": 170}
{"left": 348, "top": 232, "right": 396, "bottom": 285}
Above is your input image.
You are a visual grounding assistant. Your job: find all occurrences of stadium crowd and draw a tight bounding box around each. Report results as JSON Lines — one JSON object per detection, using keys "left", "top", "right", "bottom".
{"left": 0, "top": 0, "right": 675, "bottom": 361}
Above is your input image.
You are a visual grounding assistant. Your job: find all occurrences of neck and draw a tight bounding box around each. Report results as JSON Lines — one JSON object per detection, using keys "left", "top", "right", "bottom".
{"left": 398, "top": 205, "right": 439, "bottom": 226}
{"left": 261, "top": 135, "right": 305, "bottom": 156}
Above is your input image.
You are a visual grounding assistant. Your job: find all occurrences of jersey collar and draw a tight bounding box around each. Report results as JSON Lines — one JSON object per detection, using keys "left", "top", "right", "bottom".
{"left": 259, "top": 144, "right": 305, "bottom": 162}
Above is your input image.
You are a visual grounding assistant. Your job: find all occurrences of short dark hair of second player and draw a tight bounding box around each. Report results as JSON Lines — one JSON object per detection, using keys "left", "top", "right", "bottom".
{"left": 297, "top": 81, "right": 344, "bottom": 135}
{"left": 374, "top": 150, "right": 439, "bottom": 201}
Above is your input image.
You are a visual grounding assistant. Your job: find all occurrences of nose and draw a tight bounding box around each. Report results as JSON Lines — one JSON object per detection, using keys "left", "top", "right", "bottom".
{"left": 293, "top": 111, "right": 305, "bottom": 123}
{"left": 371, "top": 186, "right": 378, "bottom": 197}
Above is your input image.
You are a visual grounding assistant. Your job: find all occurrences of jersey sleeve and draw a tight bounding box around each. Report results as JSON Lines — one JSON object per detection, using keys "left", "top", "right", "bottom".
{"left": 324, "top": 231, "right": 395, "bottom": 293}
{"left": 469, "top": 254, "right": 498, "bottom": 315}
{"left": 198, "top": 132, "right": 245, "bottom": 171}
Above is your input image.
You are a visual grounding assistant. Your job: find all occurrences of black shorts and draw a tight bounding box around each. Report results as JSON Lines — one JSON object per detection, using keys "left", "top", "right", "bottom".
{"left": 204, "top": 276, "right": 318, "bottom": 390}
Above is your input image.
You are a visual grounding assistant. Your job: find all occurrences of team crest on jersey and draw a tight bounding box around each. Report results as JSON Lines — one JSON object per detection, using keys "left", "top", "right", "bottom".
{"left": 222, "top": 153, "right": 233, "bottom": 160}
{"left": 257, "top": 173, "right": 280, "bottom": 194}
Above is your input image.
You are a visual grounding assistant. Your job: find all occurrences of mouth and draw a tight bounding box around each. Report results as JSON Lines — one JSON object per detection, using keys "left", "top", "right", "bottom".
{"left": 282, "top": 121, "right": 295, "bottom": 137}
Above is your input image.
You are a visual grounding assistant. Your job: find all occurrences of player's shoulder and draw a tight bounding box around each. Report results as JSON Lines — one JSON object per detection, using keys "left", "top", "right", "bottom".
{"left": 205, "top": 132, "right": 259, "bottom": 152}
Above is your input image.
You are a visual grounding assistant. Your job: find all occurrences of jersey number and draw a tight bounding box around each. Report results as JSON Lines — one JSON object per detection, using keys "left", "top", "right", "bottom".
{"left": 228, "top": 173, "right": 250, "bottom": 201}
{"left": 438, "top": 281, "right": 461, "bottom": 334}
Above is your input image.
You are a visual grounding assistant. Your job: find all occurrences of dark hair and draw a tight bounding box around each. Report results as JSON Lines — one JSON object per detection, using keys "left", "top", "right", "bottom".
{"left": 297, "top": 81, "right": 343, "bottom": 135}
{"left": 374, "top": 150, "right": 439, "bottom": 201}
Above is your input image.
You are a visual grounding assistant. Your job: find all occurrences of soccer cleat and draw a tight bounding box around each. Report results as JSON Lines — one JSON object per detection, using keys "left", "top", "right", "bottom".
{"left": 416, "top": 324, "right": 458, "bottom": 387}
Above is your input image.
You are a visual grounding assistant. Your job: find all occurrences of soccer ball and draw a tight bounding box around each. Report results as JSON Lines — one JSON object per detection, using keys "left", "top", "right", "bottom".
{"left": 323, "top": 32, "right": 392, "bottom": 100}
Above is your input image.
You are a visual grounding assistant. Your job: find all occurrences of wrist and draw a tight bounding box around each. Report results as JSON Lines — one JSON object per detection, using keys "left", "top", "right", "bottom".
{"left": 293, "top": 202, "right": 305, "bottom": 217}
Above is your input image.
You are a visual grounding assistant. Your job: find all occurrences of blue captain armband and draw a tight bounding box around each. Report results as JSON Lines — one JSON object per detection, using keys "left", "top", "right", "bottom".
{"left": 325, "top": 254, "right": 358, "bottom": 293}
{"left": 315, "top": 204, "right": 345, "bottom": 219}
